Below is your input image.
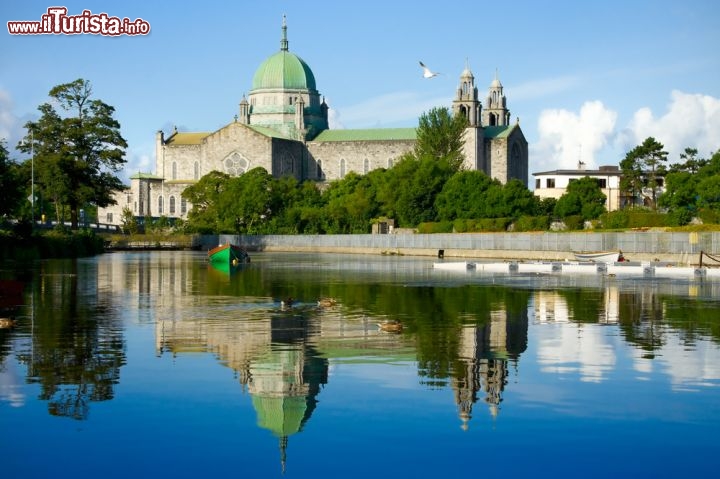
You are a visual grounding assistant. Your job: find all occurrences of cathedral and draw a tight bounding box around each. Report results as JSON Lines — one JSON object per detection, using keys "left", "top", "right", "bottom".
{"left": 99, "top": 17, "right": 528, "bottom": 226}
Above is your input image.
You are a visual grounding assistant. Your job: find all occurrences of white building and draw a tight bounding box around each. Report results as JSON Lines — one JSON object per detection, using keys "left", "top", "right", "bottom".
{"left": 533, "top": 164, "right": 623, "bottom": 211}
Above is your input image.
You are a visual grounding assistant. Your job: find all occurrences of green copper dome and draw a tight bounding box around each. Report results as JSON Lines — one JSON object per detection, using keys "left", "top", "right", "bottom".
{"left": 252, "top": 50, "right": 317, "bottom": 91}
{"left": 251, "top": 16, "right": 317, "bottom": 91}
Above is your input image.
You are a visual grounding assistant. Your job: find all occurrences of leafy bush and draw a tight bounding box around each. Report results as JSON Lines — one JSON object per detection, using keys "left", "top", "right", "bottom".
{"left": 563, "top": 215, "right": 584, "bottom": 230}
{"left": 667, "top": 208, "right": 692, "bottom": 227}
{"left": 513, "top": 215, "right": 551, "bottom": 232}
{"left": 417, "top": 221, "right": 453, "bottom": 233}
{"left": 599, "top": 210, "right": 629, "bottom": 229}
{"left": 697, "top": 208, "right": 720, "bottom": 225}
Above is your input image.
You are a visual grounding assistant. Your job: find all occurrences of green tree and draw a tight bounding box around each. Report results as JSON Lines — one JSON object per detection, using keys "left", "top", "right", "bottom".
{"left": 17, "top": 79, "right": 127, "bottom": 229}
{"left": 219, "top": 167, "right": 277, "bottom": 234}
{"left": 182, "top": 170, "right": 230, "bottom": 233}
{"left": 414, "top": 106, "right": 468, "bottom": 169}
{"left": 499, "top": 179, "right": 540, "bottom": 218}
{"left": 0, "top": 140, "right": 24, "bottom": 219}
{"left": 620, "top": 137, "right": 668, "bottom": 209}
{"left": 554, "top": 176, "right": 606, "bottom": 220}
{"left": 435, "top": 170, "right": 501, "bottom": 220}
{"left": 120, "top": 206, "right": 139, "bottom": 234}
{"left": 668, "top": 147, "right": 708, "bottom": 174}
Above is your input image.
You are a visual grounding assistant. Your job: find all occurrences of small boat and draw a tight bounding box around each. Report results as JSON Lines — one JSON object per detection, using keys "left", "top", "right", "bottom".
{"left": 207, "top": 243, "right": 250, "bottom": 267}
{"left": 573, "top": 250, "right": 624, "bottom": 263}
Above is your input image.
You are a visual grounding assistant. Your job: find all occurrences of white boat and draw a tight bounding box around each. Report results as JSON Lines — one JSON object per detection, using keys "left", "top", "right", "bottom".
{"left": 573, "top": 251, "right": 623, "bottom": 263}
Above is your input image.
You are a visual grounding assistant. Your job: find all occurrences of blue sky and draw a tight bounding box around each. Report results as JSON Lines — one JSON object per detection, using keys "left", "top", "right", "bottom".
{"left": 2, "top": 0, "right": 719, "bottom": 183}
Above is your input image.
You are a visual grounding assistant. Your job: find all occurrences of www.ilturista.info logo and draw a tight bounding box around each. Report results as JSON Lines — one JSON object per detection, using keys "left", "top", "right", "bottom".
{"left": 7, "top": 7, "right": 150, "bottom": 36}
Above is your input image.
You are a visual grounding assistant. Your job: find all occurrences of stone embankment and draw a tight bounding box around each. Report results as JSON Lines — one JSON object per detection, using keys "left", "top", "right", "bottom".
{"left": 194, "top": 231, "right": 720, "bottom": 267}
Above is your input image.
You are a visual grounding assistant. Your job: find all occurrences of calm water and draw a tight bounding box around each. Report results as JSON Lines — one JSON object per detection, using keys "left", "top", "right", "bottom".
{"left": 1, "top": 251, "right": 719, "bottom": 478}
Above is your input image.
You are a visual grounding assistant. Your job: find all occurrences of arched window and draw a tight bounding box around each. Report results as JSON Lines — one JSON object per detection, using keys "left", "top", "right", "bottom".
{"left": 194, "top": 161, "right": 199, "bottom": 180}
{"left": 317, "top": 159, "right": 324, "bottom": 179}
{"left": 158, "top": 195, "right": 164, "bottom": 214}
{"left": 169, "top": 196, "right": 176, "bottom": 214}
{"left": 388, "top": 158, "right": 394, "bottom": 168}
{"left": 340, "top": 159, "right": 346, "bottom": 177}
{"left": 180, "top": 197, "right": 187, "bottom": 214}
{"left": 172, "top": 162, "right": 177, "bottom": 180}
{"left": 363, "top": 158, "right": 369, "bottom": 174}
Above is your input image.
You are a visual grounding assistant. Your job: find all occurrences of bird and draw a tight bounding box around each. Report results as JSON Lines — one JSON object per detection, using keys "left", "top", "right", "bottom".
{"left": 419, "top": 61, "right": 440, "bottom": 79}
{"left": 377, "top": 320, "right": 403, "bottom": 333}
{"left": 317, "top": 297, "right": 337, "bottom": 308}
{"left": 0, "top": 318, "right": 16, "bottom": 329}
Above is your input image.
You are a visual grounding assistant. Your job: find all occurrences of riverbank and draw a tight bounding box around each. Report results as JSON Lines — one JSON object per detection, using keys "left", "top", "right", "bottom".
{"left": 191, "top": 231, "right": 720, "bottom": 266}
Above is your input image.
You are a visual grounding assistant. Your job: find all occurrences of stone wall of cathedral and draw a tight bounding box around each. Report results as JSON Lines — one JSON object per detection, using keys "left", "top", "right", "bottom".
{"left": 306, "top": 140, "right": 415, "bottom": 180}
{"left": 201, "top": 123, "right": 274, "bottom": 177}
{"left": 158, "top": 144, "right": 202, "bottom": 181}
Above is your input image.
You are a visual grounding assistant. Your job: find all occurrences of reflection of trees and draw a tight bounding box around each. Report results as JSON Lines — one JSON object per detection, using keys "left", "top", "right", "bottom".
{"left": 17, "top": 260, "right": 125, "bottom": 420}
{"left": 617, "top": 289, "right": 665, "bottom": 358}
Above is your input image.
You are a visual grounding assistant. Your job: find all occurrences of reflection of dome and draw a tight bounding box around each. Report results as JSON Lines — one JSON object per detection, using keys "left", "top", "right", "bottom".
{"left": 252, "top": 395, "right": 309, "bottom": 438}
{"left": 252, "top": 50, "right": 317, "bottom": 91}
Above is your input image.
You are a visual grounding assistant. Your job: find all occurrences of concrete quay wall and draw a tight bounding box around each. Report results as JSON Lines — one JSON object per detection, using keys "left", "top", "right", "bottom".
{"left": 197, "top": 231, "right": 720, "bottom": 266}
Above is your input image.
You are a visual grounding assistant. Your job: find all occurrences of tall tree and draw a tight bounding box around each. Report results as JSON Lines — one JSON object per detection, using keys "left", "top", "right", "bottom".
{"left": 0, "top": 140, "right": 24, "bottom": 219}
{"left": 668, "top": 147, "right": 707, "bottom": 174}
{"left": 619, "top": 137, "right": 667, "bottom": 209}
{"left": 414, "top": 106, "right": 467, "bottom": 170}
{"left": 17, "top": 79, "right": 127, "bottom": 228}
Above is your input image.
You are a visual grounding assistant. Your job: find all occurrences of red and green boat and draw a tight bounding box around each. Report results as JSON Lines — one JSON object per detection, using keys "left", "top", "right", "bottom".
{"left": 207, "top": 243, "right": 250, "bottom": 268}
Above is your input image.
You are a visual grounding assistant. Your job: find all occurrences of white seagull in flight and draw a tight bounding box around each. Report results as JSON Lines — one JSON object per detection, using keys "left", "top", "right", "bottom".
{"left": 419, "top": 61, "right": 440, "bottom": 78}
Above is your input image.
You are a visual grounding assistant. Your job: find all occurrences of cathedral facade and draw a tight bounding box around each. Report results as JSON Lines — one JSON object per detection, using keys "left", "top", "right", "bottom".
{"left": 99, "top": 18, "right": 528, "bottom": 226}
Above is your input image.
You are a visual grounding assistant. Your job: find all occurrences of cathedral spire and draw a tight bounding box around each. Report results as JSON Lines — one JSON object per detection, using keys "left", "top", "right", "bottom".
{"left": 280, "top": 14, "right": 289, "bottom": 51}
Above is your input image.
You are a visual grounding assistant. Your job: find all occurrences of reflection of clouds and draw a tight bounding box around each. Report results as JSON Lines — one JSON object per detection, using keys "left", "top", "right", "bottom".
{"left": 534, "top": 291, "right": 569, "bottom": 323}
{"left": 534, "top": 288, "right": 620, "bottom": 324}
{"left": 0, "top": 356, "right": 25, "bottom": 407}
{"left": 633, "top": 337, "right": 720, "bottom": 391}
{"left": 537, "top": 325, "right": 616, "bottom": 383}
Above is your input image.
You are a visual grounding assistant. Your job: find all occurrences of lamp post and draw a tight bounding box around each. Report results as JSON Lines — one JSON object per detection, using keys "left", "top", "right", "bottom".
{"left": 31, "top": 130, "right": 34, "bottom": 226}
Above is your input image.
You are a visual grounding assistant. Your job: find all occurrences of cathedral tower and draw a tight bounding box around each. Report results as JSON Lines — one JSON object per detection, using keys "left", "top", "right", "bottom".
{"left": 482, "top": 71, "right": 510, "bottom": 126}
{"left": 452, "top": 61, "right": 485, "bottom": 172}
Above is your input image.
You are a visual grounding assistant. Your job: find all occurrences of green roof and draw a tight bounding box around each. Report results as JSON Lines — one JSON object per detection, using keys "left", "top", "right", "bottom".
{"left": 312, "top": 128, "right": 417, "bottom": 142}
{"left": 483, "top": 125, "right": 514, "bottom": 139}
{"left": 252, "top": 50, "right": 316, "bottom": 91}
{"left": 130, "top": 172, "right": 163, "bottom": 180}
{"left": 248, "top": 124, "right": 294, "bottom": 140}
{"left": 165, "top": 132, "right": 210, "bottom": 145}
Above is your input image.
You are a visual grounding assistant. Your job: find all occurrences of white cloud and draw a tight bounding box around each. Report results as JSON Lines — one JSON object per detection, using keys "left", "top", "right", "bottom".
{"left": 619, "top": 90, "right": 720, "bottom": 160}
{"left": 0, "top": 89, "right": 23, "bottom": 150}
{"left": 532, "top": 100, "right": 617, "bottom": 172}
{"left": 121, "top": 147, "right": 154, "bottom": 183}
{"left": 531, "top": 91, "right": 720, "bottom": 175}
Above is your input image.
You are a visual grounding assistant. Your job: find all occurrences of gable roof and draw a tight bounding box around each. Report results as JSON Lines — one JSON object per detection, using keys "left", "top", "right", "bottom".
{"left": 312, "top": 128, "right": 417, "bottom": 142}
{"left": 164, "top": 132, "right": 211, "bottom": 145}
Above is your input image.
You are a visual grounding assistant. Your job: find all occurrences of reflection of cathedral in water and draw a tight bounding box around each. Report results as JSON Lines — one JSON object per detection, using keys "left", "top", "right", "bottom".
{"left": 246, "top": 318, "right": 328, "bottom": 474}
{"left": 452, "top": 308, "right": 528, "bottom": 429}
